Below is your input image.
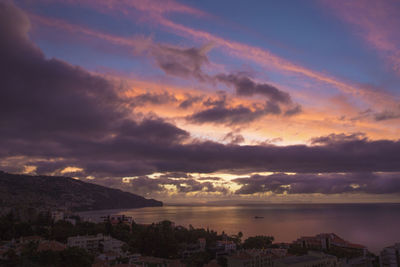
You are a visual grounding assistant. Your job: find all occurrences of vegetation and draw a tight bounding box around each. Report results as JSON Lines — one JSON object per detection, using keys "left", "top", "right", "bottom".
{"left": 0, "top": 211, "right": 262, "bottom": 266}
{"left": 1, "top": 209, "right": 375, "bottom": 266}
{"left": 242, "top": 235, "right": 274, "bottom": 249}
{"left": 0, "top": 171, "right": 162, "bottom": 212}
{"left": 1, "top": 245, "right": 93, "bottom": 267}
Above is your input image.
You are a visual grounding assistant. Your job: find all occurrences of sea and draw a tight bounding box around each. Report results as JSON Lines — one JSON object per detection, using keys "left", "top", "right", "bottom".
{"left": 78, "top": 203, "right": 400, "bottom": 254}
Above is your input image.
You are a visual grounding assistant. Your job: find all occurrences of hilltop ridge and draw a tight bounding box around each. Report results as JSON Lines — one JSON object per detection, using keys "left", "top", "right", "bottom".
{"left": 0, "top": 171, "right": 162, "bottom": 212}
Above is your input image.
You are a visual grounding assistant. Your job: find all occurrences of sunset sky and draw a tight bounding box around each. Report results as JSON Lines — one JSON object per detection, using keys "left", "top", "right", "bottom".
{"left": 1, "top": 0, "right": 400, "bottom": 203}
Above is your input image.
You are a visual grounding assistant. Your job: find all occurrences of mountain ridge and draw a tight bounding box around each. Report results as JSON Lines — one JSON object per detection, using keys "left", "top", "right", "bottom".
{"left": 0, "top": 171, "right": 162, "bottom": 212}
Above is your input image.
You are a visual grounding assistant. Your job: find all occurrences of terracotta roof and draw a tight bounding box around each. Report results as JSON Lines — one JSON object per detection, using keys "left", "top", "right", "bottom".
{"left": 20, "top": 236, "right": 43, "bottom": 242}
{"left": 92, "top": 259, "right": 110, "bottom": 267}
{"left": 37, "top": 241, "right": 66, "bottom": 252}
{"left": 347, "top": 243, "right": 366, "bottom": 249}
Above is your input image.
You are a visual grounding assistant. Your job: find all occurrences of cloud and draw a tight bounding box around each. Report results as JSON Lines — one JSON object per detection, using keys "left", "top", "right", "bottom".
{"left": 324, "top": 0, "right": 400, "bottom": 76}
{"left": 187, "top": 105, "right": 267, "bottom": 125}
{"left": 348, "top": 107, "right": 400, "bottom": 122}
{"left": 374, "top": 110, "right": 400, "bottom": 121}
{"left": 233, "top": 172, "right": 400, "bottom": 195}
{"left": 186, "top": 97, "right": 295, "bottom": 125}
{"left": 179, "top": 94, "right": 204, "bottom": 109}
{"left": 284, "top": 104, "right": 302, "bottom": 116}
{"left": 2, "top": 3, "right": 400, "bottom": 185}
{"left": 129, "top": 91, "right": 177, "bottom": 107}
{"left": 150, "top": 43, "right": 301, "bottom": 119}
{"left": 31, "top": 7, "right": 302, "bottom": 124}
{"left": 152, "top": 44, "right": 212, "bottom": 81}
{"left": 185, "top": 92, "right": 285, "bottom": 125}
{"left": 222, "top": 131, "right": 245, "bottom": 145}
{"left": 310, "top": 133, "right": 366, "bottom": 145}
{"left": 126, "top": 175, "right": 228, "bottom": 195}
{"left": 33, "top": 0, "right": 399, "bottom": 113}
{"left": 216, "top": 74, "right": 292, "bottom": 104}
{"left": 0, "top": 1, "right": 187, "bottom": 177}
{"left": 196, "top": 177, "right": 223, "bottom": 181}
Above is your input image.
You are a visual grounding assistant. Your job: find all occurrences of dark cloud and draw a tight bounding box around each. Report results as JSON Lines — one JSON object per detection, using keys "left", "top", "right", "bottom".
{"left": 222, "top": 131, "right": 245, "bottom": 145}
{"left": 186, "top": 93, "right": 282, "bottom": 125}
{"left": 187, "top": 98, "right": 287, "bottom": 125}
{"left": 129, "top": 91, "right": 204, "bottom": 110}
{"left": 0, "top": 2, "right": 187, "bottom": 177}
{"left": 179, "top": 94, "right": 204, "bottom": 109}
{"left": 2, "top": 3, "right": 400, "bottom": 184}
{"left": 0, "top": 4, "right": 121, "bottom": 138}
{"left": 187, "top": 105, "right": 267, "bottom": 125}
{"left": 202, "top": 92, "right": 228, "bottom": 107}
{"left": 151, "top": 43, "right": 301, "bottom": 120}
{"left": 284, "top": 104, "right": 302, "bottom": 116}
{"left": 116, "top": 118, "right": 189, "bottom": 144}
{"left": 233, "top": 172, "right": 400, "bottom": 195}
{"left": 255, "top": 137, "right": 283, "bottom": 146}
{"left": 310, "top": 133, "right": 366, "bottom": 145}
{"left": 216, "top": 73, "right": 292, "bottom": 104}
{"left": 349, "top": 108, "right": 400, "bottom": 123}
{"left": 152, "top": 44, "right": 211, "bottom": 81}
{"left": 130, "top": 91, "right": 177, "bottom": 106}
{"left": 374, "top": 110, "right": 400, "bottom": 121}
{"left": 349, "top": 109, "right": 373, "bottom": 122}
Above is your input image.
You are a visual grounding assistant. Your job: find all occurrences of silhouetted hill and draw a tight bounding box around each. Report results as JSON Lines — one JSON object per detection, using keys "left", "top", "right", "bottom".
{"left": 0, "top": 171, "right": 162, "bottom": 212}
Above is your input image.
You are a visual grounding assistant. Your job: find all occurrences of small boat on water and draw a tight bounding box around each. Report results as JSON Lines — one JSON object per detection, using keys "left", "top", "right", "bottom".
{"left": 254, "top": 216, "right": 264, "bottom": 219}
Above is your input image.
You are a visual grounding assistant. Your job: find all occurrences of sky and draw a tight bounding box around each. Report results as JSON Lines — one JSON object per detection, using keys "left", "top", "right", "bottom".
{"left": 1, "top": 0, "right": 400, "bottom": 203}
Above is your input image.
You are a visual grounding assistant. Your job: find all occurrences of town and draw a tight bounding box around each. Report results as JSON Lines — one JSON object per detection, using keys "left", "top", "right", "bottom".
{"left": 0, "top": 210, "right": 398, "bottom": 267}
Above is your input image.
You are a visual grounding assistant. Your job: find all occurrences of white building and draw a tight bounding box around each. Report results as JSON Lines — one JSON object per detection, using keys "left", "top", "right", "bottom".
{"left": 102, "top": 236, "right": 125, "bottom": 254}
{"left": 380, "top": 243, "right": 400, "bottom": 267}
{"left": 67, "top": 233, "right": 104, "bottom": 251}
{"left": 67, "top": 234, "right": 125, "bottom": 254}
{"left": 103, "top": 214, "right": 133, "bottom": 225}
{"left": 51, "top": 211, "right": 64, "bottom": 222}
{"left": 217, "top": 240, "right": 237, "bottom": 253}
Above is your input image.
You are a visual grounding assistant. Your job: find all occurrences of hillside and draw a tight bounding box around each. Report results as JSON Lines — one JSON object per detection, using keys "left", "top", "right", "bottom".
{"left": 0, "top": 171, "right": 162, "bottom": 212}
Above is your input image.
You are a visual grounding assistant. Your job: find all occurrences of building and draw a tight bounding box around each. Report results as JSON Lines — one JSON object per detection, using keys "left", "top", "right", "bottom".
{"left": 274, "top": 251, "right": 338, "bottom": 267}
{"left": 217, "top": 240, "right": 237, "bottom": 253}
{"left": 380, "top": 243, "right": 400, "bottom": 267}
{"left": 102, "top": 215, "right": 133, "bottom": 225}
{"left": 68, "top": 234, "right": 104, "bottom": 251}
{"left": 64, "top": 217, "right": 77, "bottom": 225}
{"left": 51, "top": 210, "right": 65, "bottom": 222}
{"left": 227, "top": 249, "right": 275, "bottom": 267}
{"left": 340, "top": 256, "right": 374, "bottom": 267}
{"left": 181, "top": 238, "right": 207, "bottom": 258}
{"left": 102, "top": 236, "right": 126, "bottom": 254}
{"left": 293, "top": 233, "right": 367, "bottom": 255}
{"left": 67, "top": 234, "right": 125, "bottom": 253}
{"left": 97, "top": 251, "right": 119, "bottom": 262}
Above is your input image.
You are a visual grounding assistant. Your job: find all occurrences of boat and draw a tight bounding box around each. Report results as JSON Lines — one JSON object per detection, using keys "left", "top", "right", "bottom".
{"left": 254, "top": 216, "right": 264, "bottom": 219}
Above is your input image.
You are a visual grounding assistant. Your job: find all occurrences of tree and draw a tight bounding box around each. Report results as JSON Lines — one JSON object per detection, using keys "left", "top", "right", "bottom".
{"left": 60, "top": 247, "right": 93, "bottom": 267}
{"left": 184, "top": 251, "right": 212, "bottom": 267}
{"left": 243, "top": 235, "right": 274, "bottom": 249}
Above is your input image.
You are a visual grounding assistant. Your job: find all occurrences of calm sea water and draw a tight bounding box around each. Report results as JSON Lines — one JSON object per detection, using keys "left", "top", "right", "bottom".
{"left": 79, "top": 203, "right": 400, "bottom": 253}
